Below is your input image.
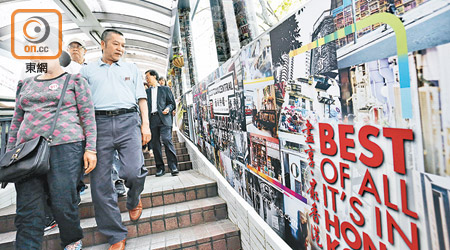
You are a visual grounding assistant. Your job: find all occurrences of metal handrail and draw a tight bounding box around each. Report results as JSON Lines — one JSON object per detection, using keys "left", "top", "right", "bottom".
{"left": 0, "top": 118, "right": 12, "bottom": 157}
{"left": 0, "top": 95, "right": 15, "bottom": 120}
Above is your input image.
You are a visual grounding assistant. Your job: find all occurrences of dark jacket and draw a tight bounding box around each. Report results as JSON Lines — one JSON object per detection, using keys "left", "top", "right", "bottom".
{"left": 146, "top": 86, "right": 176, "bottom": 127}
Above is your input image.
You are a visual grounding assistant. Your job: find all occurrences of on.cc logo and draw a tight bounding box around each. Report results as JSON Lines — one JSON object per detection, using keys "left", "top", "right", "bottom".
{"left": 23, "top": 16, "right": 50, "bottom": 44}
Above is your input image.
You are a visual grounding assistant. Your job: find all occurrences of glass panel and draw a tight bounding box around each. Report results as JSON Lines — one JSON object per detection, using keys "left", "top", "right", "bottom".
{"left": 86, "top": 0, "right": 171, "bottom": 24}
{"left": 190, "top": 0, "right": 219, "bottom": 80}
{"left": 123, "top": 48, "right": 167, "bottom": 60}
{"left": 84, "top": 48, "right": 167, "bottom": 64}
{"left": 62, "top": 23, "right": 79, "bottom": 31}
{"left": 62, "top": 32, "right": 92, "bottom": 48}
{"left": 151, "top": 0, "right": 174, "bottom": 9}
{"left": 99, "top": 22, "right": 170, "bottom": 39}
{"left": 122, "top": 33, "right": 167, "bottom": 48}
{"left": 0, "top": 50, "right": 25, "bottom": 96}
{"left": 84, "top": 50, "right": 102, "bottom": 62}
{"left": 0, "top": 0, "right": 64, "bottom": 28}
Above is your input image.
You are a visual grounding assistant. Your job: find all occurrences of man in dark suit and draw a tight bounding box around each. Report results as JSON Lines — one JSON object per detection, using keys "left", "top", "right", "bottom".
{"left": 145, "top": 70, "right": 179, "bottom": 176}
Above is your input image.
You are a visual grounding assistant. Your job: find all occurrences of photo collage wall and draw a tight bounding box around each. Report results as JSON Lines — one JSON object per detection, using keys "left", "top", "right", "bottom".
{"left": 182, "top": 0, "right": 450, "bottom": 249}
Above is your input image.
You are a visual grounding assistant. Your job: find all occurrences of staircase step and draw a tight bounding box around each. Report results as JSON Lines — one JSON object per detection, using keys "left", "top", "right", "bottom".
{"left": 144, "top": 153, "right": 190, "bottom": 165}
{"left": 170, "top": 147, "right": 188, "bottom": 155}
{"left": 143, "top": 147, "right": 189, "bottom": 161}
{"left": 84, "top": 220, "right": 240, "bottom": 250}
{"left": 145, "top": 141, "right": 185, "bottom": 150}
{"left": 0, "top": 170, "right": 216, "bottom": 232}
{"left": 145, "top": 147, "right": 188, "bottom": 156}
{"left": 83, "top": 159, "right": 193, "bottom": 184}
{"left": 155, "top": 136, "right": 180, "bottom": 144}
{"left": 146, "top": 161, "right": 192, "bottom": 175}
{"left": 144, "top": 141, "right": 184, "bottom": 149}
{"left": 0, "top": 197, "right": 228, "bottom": 249}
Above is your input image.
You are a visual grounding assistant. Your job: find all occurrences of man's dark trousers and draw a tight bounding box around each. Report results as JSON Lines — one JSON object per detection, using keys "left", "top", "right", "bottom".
{"left": 150, "top": 114, "right": 177, "bottom": 173}
{"left": 147, "top": 86, "right": 177, "bottom": 173}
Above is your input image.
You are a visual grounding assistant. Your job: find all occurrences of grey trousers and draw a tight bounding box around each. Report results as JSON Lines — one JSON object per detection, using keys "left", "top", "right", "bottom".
{"left": 91, "top": 112, "right": 148, "bottom": 245}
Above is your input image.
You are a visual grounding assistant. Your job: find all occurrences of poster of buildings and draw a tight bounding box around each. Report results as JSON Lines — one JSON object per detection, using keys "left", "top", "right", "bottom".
{"left": 182, "top": 0, "right": 450, "bottom": 249}
{"left": 242, "top": 34, "right": 278, "bottom": 138}
{"left": 244, "top": 169, "right": 285, "bottom": 238}
{"left": 240, "top": 34, "right": 274, "bottom": 83}
{"left": 192, "top": 80, "right": 209, "bottom": 149}
{"left": 248, "top": 133, "right": 282, "bottom": 184}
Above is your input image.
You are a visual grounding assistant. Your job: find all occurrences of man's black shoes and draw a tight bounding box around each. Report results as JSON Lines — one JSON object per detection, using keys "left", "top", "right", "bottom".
{"left": 156, "top": 169, "right": 166, "bottom": 177}
{"left": 156, "top": 168, "right": 178, "bottom": 176}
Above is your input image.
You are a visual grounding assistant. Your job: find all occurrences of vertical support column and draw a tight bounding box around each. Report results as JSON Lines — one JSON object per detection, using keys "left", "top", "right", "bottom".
{"left": 221, "top": 0, "right": 241, "bottom": 56}
{"left": 210, "top": 0, "right": 232, "bottom": 64}
{"left": 179, "top": 8, "right": 197, "bottom": 87}
{"left": 231, "top": 0, "right": 257, "bottom": 47}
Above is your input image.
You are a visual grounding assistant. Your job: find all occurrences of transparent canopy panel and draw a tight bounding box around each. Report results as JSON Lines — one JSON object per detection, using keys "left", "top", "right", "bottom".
{"left": 99, "top": 22, "right": 169, "bottom": 40}
{"left": 121, "top": 33, "right": 168, "bottom": 48}
{"left": 85, "top": 0, "right": 171, "bottom": 25}
{"left": 62, "top": 23, "right": 79, "bottom": 32}
{"left": 0, "top": 0, "right": 64, "bottom": 28}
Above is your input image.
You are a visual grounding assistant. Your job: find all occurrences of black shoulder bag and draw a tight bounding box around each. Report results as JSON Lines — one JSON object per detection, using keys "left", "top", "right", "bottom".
{"left": 0, "top": 74, "right": 72, "bottom": 185}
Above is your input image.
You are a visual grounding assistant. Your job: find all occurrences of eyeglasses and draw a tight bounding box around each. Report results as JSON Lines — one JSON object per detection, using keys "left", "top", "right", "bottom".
{"left": 68, "top": 44, "right": 84, "bottom": 50}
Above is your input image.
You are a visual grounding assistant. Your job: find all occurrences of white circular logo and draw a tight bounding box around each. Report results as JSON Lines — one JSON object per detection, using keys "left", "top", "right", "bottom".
{"left": 23, "top": 16, "right": 50, "bottom": 44}
{"left": 49, "top": 83, "right": 58, "bottom": 90}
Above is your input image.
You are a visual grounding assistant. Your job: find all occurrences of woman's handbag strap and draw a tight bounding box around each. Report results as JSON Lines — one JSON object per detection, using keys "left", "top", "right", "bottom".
{"left": 48, "top": 74, "right": 72, "bottom": 142}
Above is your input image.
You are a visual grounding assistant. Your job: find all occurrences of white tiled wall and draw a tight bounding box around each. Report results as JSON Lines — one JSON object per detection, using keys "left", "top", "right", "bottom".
{"left": 177, "top": 130, "right": 292, "bottom": 250}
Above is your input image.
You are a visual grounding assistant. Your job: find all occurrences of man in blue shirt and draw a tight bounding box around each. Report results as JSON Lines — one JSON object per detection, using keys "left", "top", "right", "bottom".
{"left": 80, "top": 29, "right": 151, "bottom": 250}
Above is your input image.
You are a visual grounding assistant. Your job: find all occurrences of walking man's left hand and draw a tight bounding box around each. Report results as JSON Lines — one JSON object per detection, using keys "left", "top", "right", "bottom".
{"left": 141, "top": 124, "right": 151, "bottom": 145}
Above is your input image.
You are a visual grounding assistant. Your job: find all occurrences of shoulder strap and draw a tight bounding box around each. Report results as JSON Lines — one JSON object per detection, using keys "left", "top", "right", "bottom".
{"left": 48, "top": 74, "right": 71, "bottom": 142}
{"left": 15, "top": 82, "right": 23, "bottom": 98}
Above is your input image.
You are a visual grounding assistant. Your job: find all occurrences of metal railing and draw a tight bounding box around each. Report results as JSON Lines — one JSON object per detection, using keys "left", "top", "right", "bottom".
{"left": 0, "top": 118, "right": 11, "bottom": 158}
{"left": 0, "top": 95, "right": 14, "bottom": 157}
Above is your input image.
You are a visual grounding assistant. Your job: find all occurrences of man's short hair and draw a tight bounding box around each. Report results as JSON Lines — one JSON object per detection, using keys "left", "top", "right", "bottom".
{"left": 158, "top": 77, "right": 166, "bottom": 82}
{"left": 101, "top": 29, "right": 124, "bottom": 43}
{"left": 145, "top": 69, "right": 159, "bottom": 80}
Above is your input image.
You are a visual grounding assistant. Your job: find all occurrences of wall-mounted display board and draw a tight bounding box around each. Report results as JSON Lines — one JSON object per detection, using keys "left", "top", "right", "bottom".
{"left": 183, "top": 0, "right": 450, "bottom": 249}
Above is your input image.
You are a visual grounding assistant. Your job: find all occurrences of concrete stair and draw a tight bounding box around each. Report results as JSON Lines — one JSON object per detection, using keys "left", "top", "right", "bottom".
{"left": 84, "top": 133, "right": 192, "bottom": 184}
{"left": 0, "top": 132, "right": 241, "bottom": 249}
{"left": 85, "top": 220, "right": 240, "bottom": 250}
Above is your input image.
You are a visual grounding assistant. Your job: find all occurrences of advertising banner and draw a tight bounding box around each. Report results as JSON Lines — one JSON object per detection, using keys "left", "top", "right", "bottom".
{"left": 183, "top": 0, "right": 450, "bottom": 249}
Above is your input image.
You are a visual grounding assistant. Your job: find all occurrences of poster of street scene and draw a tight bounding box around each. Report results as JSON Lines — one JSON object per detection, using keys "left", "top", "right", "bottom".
{"left": 244, "top": 169, "right": 285, "bottom": 238}
{"left": 283, "top": 194, "right": 313, "bottom": 250}
{"left": 241, "top": 34, "right": 274, "bottom": 83}
{"left": 248, "top": 133, "right": 282, "bottom": 184}
{"left": 192, "top": 80, "right": 209, "bottom": 150}
{"left": 181, "top": 0, "right": 450, "bottom": 249}
{"left": 242, "top": 35, "right": 279, "bottom": 138}
{"left": 244, "top": 84, "right": 278, "bottom": 138}
{"left": 220, "top": 153, "right": 248, "bottom": 200}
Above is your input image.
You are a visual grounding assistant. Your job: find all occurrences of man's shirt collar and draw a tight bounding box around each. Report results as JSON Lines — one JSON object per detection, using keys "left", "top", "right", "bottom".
{"left": 98, "top": 58, "right": 122, "bottom": 66}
